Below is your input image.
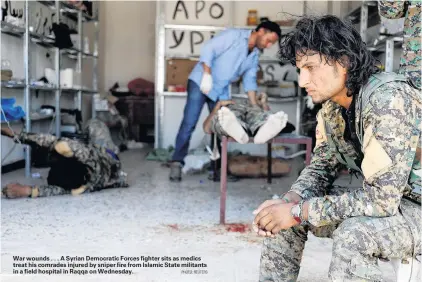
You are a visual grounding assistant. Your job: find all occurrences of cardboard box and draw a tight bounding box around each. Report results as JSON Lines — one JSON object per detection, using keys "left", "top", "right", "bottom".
{"left": 166, "top": 59, "right": 198, "bottom": 89}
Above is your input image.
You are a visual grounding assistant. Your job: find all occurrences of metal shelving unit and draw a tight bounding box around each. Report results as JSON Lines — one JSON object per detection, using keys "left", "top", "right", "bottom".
{"left": 154, "top": 2, "right": 302, "bottom": 149}
{"left": 1, "top": 0, "right": 99, "bottom": 177}
{"left": 348, "top": 0, "right": 403, "bottom": 73}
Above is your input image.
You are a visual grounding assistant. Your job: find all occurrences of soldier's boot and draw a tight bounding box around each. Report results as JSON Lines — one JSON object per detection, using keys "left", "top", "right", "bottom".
{"left": 169, "top": 162, "right": 182, "bottom": 182}
{"left": 54, "top": 141, "right": 74, "bottom": 157}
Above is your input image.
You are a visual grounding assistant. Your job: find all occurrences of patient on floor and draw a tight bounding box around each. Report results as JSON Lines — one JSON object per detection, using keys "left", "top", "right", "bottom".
{"left": 1, "top": 119, "right": 129, "bottom": 199}
{"left": 203, "top": 93, "right": 289, "bottom": 144}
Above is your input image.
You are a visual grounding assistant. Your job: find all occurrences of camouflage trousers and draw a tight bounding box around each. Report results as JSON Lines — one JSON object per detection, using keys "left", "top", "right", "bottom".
{"left": 35, "top": 185, "right": 71, "bottom": 197}
{"left": 210, "top": 102, "right": 270, "bottom": 136}
{"left": 35, "top": 180, "right": 126, "bottom": 197}
{"left": 259, "top": 187, "right": 421, "bottom": 281}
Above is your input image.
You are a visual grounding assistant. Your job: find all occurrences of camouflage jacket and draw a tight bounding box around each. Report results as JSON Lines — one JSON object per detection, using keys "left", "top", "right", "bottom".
{"left": 290, "top": 76, "right": 421, "bottom": 227}
{"left": 378, "top": 0, "right": 421, "bottom": 89}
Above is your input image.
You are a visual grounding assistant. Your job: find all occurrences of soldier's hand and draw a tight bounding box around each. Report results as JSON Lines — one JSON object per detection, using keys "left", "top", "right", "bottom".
{"left": 252, "top": 199, "right": 289, "bottom": 238}
{"left": 253, "top": 199, "right": 285, "bottom": 215}
{"left": 256, "top": 92, "right": 270, "bottom": 111}
{"left": 254, "top": 203, "right": 299, "bottom": 235}
{"left": 252, "top": 222, "right": 276, "bottom": 238}
{"left": 1, "top": 127, "right": 14, "bottom": 138}
{"left": 262, "top": 105, "right": 270, "bottom": 111}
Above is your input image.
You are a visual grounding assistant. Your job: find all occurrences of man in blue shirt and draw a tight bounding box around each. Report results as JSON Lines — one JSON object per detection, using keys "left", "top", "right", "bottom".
{"left": 169, "top": 21, "right": 282, "bottom": 182}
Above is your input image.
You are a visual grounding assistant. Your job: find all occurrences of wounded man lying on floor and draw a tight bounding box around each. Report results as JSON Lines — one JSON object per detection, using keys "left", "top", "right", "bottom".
{"left": 1, "top": 120, "right": 129, "bottom": 199}
{"left": 203, "top": 93, "right": 288, "bottom": 144}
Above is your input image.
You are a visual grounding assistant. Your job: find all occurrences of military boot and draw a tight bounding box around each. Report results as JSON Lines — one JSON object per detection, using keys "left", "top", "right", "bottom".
{"left": 169, "top": 162, "right": 182, "bottom": 182}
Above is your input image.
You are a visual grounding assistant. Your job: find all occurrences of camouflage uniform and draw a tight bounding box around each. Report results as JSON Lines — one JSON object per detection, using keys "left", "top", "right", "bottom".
{"left": 259, "top": 75, "right": 421, "bottom": 281}
{"left": 378, "top": 0, "right": 421, "bottom": 89}
{"left": 210, "top": 101, "right": 271, "bottom": 136}
{"left": 95, "top": 111, "right": 129, "bottom": 148}
{"left": 84, "top": 118, "right": 120, "bottom": 154}
{"left": 14, "top": 123, "right": 128, "bottom": 198}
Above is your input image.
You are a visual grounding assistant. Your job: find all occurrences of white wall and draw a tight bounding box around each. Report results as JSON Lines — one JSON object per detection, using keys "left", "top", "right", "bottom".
{"left": 101, "top": 1, "right": 156, "bottom": 90}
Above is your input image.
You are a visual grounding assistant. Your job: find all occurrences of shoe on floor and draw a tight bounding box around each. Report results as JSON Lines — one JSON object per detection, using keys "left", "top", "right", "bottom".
{"left": 208, "top": 171, "right": 239, "bottom": 182}
{"left": 169, "top": 162, "right": 182, "bottom": 182}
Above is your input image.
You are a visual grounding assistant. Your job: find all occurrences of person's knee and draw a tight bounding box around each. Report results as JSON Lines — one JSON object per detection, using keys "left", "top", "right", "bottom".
{"left": 330, "top": 217, "right": 384, "bottom": 280}
{"left": 332, "top": 217, "right": 376, "bottom": 255}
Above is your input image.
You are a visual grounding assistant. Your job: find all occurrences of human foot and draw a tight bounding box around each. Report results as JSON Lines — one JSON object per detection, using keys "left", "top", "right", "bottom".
{"left": 254, "top": 111, "right": 288, "bottom": 144}
{"left": 217, "top": 107, "right": 249, "bottom": 144}
{"left": 2, "top": 183, "right": 32, "bottom": 198}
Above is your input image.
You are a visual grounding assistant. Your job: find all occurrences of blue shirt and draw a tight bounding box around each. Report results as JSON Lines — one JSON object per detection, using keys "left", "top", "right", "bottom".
{"left": 188, "top": 29, "right": 260, "bottom": 102}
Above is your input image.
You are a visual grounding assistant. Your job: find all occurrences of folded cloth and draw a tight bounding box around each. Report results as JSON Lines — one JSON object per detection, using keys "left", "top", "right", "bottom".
{"left": 1, "top": 98, "right": 25, "bottom": 122}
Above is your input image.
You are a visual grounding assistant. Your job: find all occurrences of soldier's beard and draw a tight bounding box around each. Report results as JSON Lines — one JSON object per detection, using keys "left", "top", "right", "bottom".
{"left": 310, "top": 95, "right": 330, "bottom": 105}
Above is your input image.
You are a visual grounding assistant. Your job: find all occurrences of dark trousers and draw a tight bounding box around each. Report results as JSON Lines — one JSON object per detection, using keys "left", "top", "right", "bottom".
{"left": 171, "top": 79, "right": 220, "bottom": 171}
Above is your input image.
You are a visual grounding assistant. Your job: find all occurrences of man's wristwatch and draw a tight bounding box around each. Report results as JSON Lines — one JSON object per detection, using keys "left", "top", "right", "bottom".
{"left": 290, "top": 203, "right": 302, "bottom": 224}
{"left": 290, "top": 200, "right": 307, "bottom": 225}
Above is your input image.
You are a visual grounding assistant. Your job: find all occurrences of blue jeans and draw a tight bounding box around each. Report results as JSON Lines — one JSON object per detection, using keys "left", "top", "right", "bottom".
{"left": 172, "top": 80, "right": 217, "bottom": 165}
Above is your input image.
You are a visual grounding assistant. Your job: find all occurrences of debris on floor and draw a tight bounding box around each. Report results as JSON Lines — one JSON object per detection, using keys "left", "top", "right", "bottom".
{"left": 260, "top": 185, "right": 272, "bottom": 192}
{"left": 31, "top": 172, "right": 42, "bottom": 179}
{"left": 146, "top": 146, "right": 175, "bottom": 162}
{"left": 126, "top": 140, "right": 147, "bottom": 149}
{"left": 182, "top": 153, "right": 210, "bottom": 175}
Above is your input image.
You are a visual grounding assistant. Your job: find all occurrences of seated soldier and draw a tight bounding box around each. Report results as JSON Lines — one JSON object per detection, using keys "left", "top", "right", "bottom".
{"left": 254, "top": 15, "right": 421, "bottom": 282}
{"left": 1, "top": 119, "right": 129, "bottom": 199}
{"left": 203, "top": 93, "right": 288, "bottom": 144}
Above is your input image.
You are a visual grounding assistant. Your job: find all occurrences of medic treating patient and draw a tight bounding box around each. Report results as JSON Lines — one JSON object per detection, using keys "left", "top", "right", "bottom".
{"left": 169, "top": 21, "right": 281, "bottom": 182}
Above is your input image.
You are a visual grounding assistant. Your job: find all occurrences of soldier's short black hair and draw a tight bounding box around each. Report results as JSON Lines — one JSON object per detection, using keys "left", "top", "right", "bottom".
{"left": 256, "top": 20, "right": 282, "bottom": 40}
{"left": 279, "top": 15, "right": 380, "bottom": 97}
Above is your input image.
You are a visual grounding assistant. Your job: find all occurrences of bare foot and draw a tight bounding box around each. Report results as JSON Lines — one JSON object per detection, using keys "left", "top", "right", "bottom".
{"left": 217, "top": 107, "right": 249, "bottom": 144}
{"left": 54, "top": 141, "right": 73, "bottom": 157}
{"left": 254, "top": 111, "right": 288, "bottom": 144}
{"left": 2, "top": 183, "right": 32, "bottom": 198}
